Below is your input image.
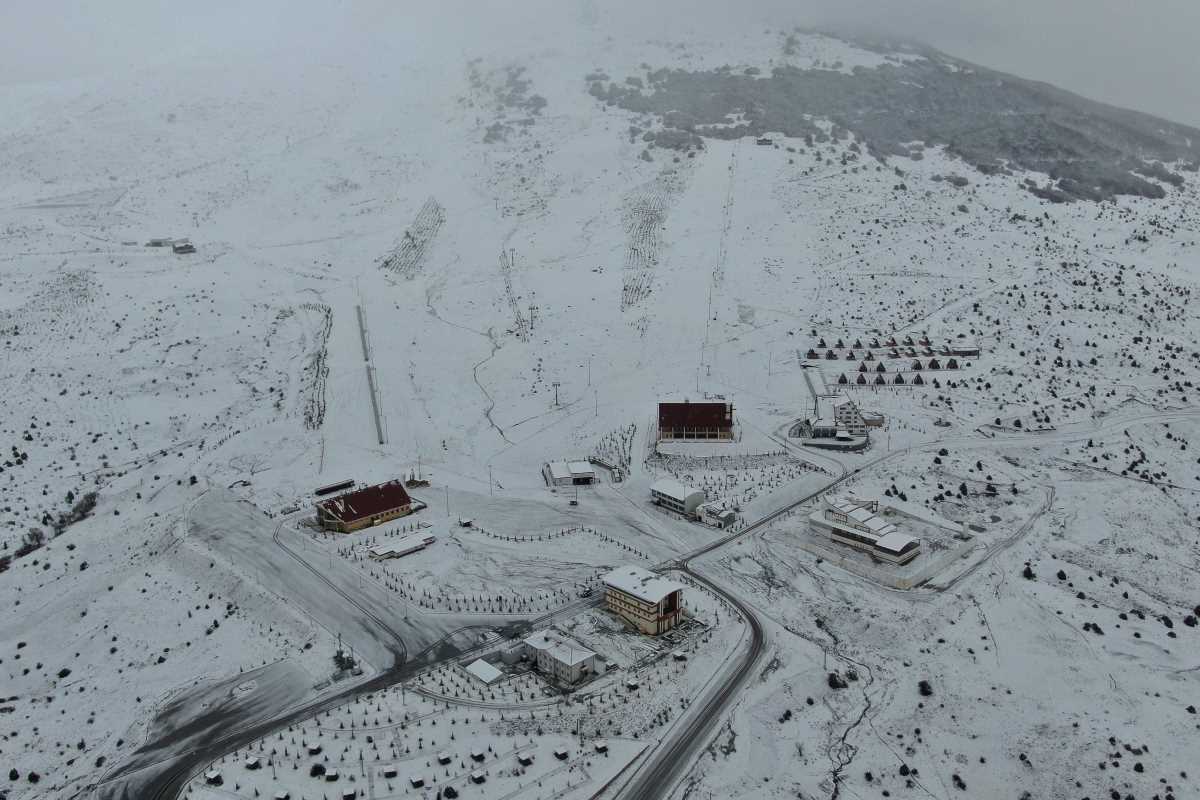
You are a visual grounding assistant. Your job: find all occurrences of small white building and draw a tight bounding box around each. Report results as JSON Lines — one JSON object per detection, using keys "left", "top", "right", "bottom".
{"left": 650, "top": 479, "right": 705, "bottom": 517}
{"left": 464, "top": 658, "right": 503, "bottom": 685}
{"left": 543, "top": 460, "right": 596, "bottom": 487}
{"left": 523, "top": 630, "right": 597, "bottom": 684}
{"left": 368, "top": 533, "right": 435, "bottom": 560}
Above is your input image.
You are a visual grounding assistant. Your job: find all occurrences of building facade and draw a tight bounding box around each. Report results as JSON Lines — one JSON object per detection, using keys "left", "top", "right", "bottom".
{"left": 603, "top": 565, "right": 685, "bottom": 635}
{"left": 658, "top": 401, "right": 734, "bottom": 441}
{"left": 808, "top": 498, "right": 921, "bottom": 565}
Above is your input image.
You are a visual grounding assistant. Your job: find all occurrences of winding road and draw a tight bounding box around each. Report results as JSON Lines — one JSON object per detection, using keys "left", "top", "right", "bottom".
{"left": 92, "top": 402, "right": 1200, "bottom": 800}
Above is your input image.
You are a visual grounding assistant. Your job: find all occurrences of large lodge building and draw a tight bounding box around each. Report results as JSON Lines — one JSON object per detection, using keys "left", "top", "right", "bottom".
{"left": 316, "top": 480, "right": 414, "bottom": 533}
{"left": 603, "top": 565, "right": 685, "bottom": 635}
{"left": 657, "top": 401, "right": 734, "bottom": 441}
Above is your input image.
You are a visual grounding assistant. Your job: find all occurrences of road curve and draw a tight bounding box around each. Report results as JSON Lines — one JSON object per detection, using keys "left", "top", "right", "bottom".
{"left": 619, "top": 451, "right": 897, "bottom": 800}
{"left": 617, "top": 406, "right": 1198, "bottom": 798}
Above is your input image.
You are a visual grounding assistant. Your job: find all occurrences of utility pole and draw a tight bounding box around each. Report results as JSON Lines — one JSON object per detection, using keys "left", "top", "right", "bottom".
{"left": 587, "top": 355, "right": 592, "bottom": 387}
{"left": 489, "top": 465, "right": 494, "bottom": 497}
{"left": 445, "top": 485, "right": 450, "bottom": 517}
{"left": 552, "top": 381, "right": 561, "bottom": 407}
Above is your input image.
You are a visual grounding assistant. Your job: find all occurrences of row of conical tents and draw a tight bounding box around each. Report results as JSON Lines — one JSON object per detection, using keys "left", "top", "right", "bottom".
{"left": 838, "top": 372, "right": 937, "bottom": 386}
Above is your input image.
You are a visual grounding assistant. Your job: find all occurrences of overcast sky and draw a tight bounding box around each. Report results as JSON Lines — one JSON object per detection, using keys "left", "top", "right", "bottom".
{"left": 3, "top": 0, "right": 1198, "bottom": 128}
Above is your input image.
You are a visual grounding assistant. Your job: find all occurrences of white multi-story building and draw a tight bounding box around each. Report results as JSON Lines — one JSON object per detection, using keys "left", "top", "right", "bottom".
{"left": 522, "top": 630, "right": 597, "bottom": 684}
{"left": 542, "top": 460, "right": 596, "bottom": 487}
{"left": 650, "top": 479, "right": 705, "bottom": 517}
{"left": 831, "top": 396, "right": 868, "bottom": 436}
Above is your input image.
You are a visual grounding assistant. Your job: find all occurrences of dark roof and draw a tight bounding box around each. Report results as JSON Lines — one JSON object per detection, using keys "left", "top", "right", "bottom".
{"left": 658, "top": 401, "right": 733, "bottom": 431}
{"left": 319, "top": 480, "right": 412, "bottom": 523}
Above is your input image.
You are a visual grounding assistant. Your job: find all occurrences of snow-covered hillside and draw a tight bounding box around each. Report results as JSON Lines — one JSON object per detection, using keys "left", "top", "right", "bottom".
{"left": 1, "top": 4, "right": 1197, "bottom": 800}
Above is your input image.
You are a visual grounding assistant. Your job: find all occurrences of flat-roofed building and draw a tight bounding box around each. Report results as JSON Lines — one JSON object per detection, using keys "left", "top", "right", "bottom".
{"left": 464, "top": 658, "right": 503, "bottom": 685}
{"left": 368, "top": 533, "right": 435, "bottom": 560}
{"left": 809, "top": 497, "right": 921, "bottom": 564}
{"left": 603, "top": 565, "right": 685, "bottom": 634}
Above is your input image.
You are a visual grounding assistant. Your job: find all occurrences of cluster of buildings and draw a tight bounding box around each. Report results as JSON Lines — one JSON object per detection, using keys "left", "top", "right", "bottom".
{"left": 462, "top": 566, "right": 687, "bottom": 688}
{"left": 542, "top": 460, "right": 596, "bottom": 486}
{"left": 809, "top": 497, "right": 922, "bottom": 565}
{"left": 792, "top": 394, "right": 878, "bottom": 450}
{"left": 368, "top": 532, "right": 435, "bottom": 560}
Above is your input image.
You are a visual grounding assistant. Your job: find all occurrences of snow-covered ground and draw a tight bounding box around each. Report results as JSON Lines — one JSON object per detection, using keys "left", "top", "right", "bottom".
{"left": 1, "top": 4, "right": 1198, "bottom": 800}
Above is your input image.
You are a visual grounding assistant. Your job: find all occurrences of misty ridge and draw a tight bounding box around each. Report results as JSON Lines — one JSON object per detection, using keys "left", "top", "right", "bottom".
{"left": 585, "top": 31, "right": 1200, "bottom": 203}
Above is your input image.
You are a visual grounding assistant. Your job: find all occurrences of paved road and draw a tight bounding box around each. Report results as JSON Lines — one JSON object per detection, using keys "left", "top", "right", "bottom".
{"left": 86, "top": 507, "right": 566, "bottom": 800}
{"left": 93, "top": 403, "right": 1197, "bottom": 800}
{"left": 619, "top": 404, "right": 1200, "bottom": 799}
{"left": 617, "top": 452, "right": 897, "bottom": 800}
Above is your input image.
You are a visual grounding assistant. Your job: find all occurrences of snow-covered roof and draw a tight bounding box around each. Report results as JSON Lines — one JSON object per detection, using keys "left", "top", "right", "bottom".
{"left": 464, "top": 658, "right": 503, "bottom": 684}
{"left": 650, "top": 479, "right": 702, "bottom": 503}
{"left": 368, "top": 532, "right": 434, "bottom": 558}
{"left": 546, "top": 461, "right": 572, "bottom": 480}
{"left": 603, "top": 565, "right": 685, "bottom": 604}
{"left": 523, "top": 630, "right": 595, "bottom": 666}
{"left": 829, "top": 499, "right": 898, "bottom": 537}
{"left": 874, "top": 531, "right": 919, "bottom": 554}
{"left": 567, "top": 460, "right": 594, "bottom": 476}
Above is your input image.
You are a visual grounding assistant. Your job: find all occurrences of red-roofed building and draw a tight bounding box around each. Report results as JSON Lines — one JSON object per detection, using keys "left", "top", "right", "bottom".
{"left": 316, "top": 480, "right": 414, "bottom": 532}
{"left": 657, "top": 401, "right": 734, "bottom": 441}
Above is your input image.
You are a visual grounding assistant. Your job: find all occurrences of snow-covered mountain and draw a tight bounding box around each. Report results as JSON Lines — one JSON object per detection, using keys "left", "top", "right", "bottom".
{"left": 1, "top": 5, "right": 1197, "bottom": 800}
